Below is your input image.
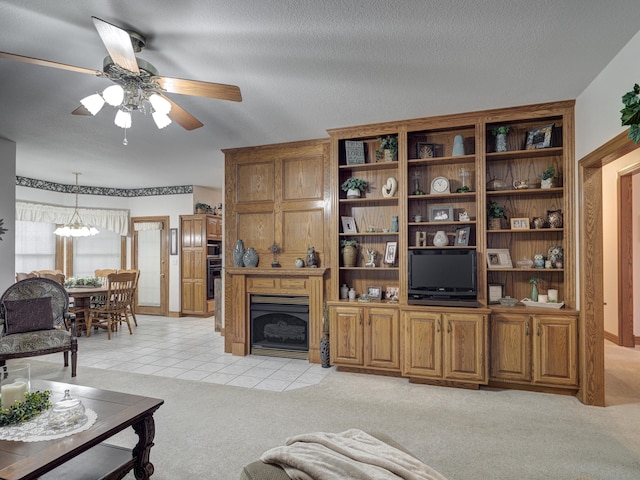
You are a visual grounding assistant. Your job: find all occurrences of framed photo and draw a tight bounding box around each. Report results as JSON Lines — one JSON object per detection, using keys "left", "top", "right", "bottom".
{"left": 454, "top": 226, "right": 471, "bottom": 246}
{"left": 385, "top": 287, "right": 399, "bottom": 302}
{"left": 384, "top": 241, "right": 398, "bottom": 265}
{"left": 525, "top": 123, "right": 554, "bottom": 150}
{"left": 510, "top": 217, "right": 530, "bottom": 230}
{"left": 488, "top": 284, "right": 504, "bottom": 304}
{"left": 428, "top": 205, "right": 454, "bottom": 222}
{"left": 341, "top": 216, "right": 357, "bottom": 233}
{"left": 170, "top": 228, "right": 178, "bottom": 255}
{"left": 366, "top": 286, "right": 382, "bottom": 300}
{"left": 416, "top": 142, "right": 435, "bottom": 159}
{"left": 344, "top": 140, "right": 365, "bottom": 165}
{"left": 486, "top": 248, "right": 513, "bottom": 269}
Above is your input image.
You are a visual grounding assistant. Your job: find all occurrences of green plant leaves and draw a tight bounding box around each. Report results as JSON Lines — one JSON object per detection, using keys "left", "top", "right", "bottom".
{"left": 620, "top": 84, "right": 640, "bottom": 142}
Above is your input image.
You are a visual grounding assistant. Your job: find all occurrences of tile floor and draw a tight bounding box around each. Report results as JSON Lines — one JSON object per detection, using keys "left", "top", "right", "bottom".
{"left": 39, "top": 315, "right": 333, "bottom": 392}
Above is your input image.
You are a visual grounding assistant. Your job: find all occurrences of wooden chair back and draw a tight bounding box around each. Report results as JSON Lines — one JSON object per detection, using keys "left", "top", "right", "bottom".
{"left": 15, "top": 272, "right": 37, "bottom": 282}
{"left": 94, "top": 269, "right": 118, "bottom": 286}
{"left": 38, "top": 273, "right": 65, "bottom": 285}
{"left": 118, "top": 269, "right": 140, "bottom": 325}
{"left": 87, "top": 272, "right": 136, "bottom": 339}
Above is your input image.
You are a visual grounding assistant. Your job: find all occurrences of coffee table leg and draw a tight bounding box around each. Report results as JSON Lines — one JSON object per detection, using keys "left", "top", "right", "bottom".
{"left": 132, "top": 413, "right": 157, "bottom": 479}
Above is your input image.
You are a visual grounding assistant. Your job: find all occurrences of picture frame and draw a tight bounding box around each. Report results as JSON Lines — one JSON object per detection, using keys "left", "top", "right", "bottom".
{"left": 170, "top": 228, "right": 178, "bottom": 255}
{"left": 428, "top": 205, "right": 454, "bottom": 222}
{"left": 341, "top": 216, "right": 357, "bottom": 233}
{"left": 454, "top": 226, "right": 471, "bottom": 246}
{"left": 510, "top": 217, "right": 530, "bottom": 230}
{"left": 488, "top": 284, "right": 504, "bottom": 304}
{"left": 344, "top": 140, "right": 365, "bottom": 165}
{"left": 384, "top": 241, "right": 398, "bottom": 265}
{"left": 385, "top": 286, "right": 399, "bottom": 302}
{"left": 366, "top": 286, "right": 382, "bottom": 300}
{"left": 416, "top": 142, "right": 435, "bottom": 159}
{"left": 486, "top": 248, "right": 513, "bottom": 269}
{"left": 525, "top": 123, "right": 554, "bottom": 150}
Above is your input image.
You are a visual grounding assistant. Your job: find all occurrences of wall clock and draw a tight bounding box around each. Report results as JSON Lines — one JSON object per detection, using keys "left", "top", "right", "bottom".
{"left": 430, "top": 176, "right": 450, "bottom": 194}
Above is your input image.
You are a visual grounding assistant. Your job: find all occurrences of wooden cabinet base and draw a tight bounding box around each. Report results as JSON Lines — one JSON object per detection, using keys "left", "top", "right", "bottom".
{"left": 335, "top": 366, "right": 403, "bottom": 377}
{"left": 488, "top": 380, "right": 578, "bottom": 397}
{"left": 409, "top": 377, "right": 481, "bottom": 390}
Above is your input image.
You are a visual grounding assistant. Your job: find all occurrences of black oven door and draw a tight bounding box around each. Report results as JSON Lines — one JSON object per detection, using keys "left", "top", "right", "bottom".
{"left": 207, "top": 258, "right": 221, "bottom": 300}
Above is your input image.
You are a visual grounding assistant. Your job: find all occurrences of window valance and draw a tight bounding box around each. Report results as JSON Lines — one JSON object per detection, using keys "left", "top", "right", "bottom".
{"left": 15, "top": 201, "right": 130, "bottom": 236}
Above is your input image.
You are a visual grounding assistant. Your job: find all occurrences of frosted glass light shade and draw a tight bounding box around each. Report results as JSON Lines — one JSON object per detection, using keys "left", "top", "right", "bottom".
{"left": 114, "top": 109, "right": 132, "bottom": 129}
{"left": 152, "top": 111, "right": 171, "bottom": 129}
{"left": 80, "top": 94, "right": 105, "bottom": 115}
{"left": 149, "top": 94, "right": 171, "bottom": 115}
{"left": 102, "top": 85, "right": 124, "bottom": 106}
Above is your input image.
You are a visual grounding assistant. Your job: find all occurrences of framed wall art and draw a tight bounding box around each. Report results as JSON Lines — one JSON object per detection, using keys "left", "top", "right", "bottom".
{"left": 344, "top": 140, "right": 365, "bottom": 165}
{"left": 341, "top": 216, "right": 357, "bottom": 233}
{"left": 416, "top": 142, "right": 435, "bottom": 159}
{"left": 510, "top": 217, "right": 530, "bottom": 230}
{"left": 525, "top": 123, "right": 554, "bottom": 150}
{"left": 454, "top": 226, "right": 471, "bottom": 246}
{"left": 366, "top": 286, "right": 382, "bottom": 300}
{"left": 428, "top": 205, "right": 454, "bottom": 222}
{"left": 384, "top": 241, "right": 398, "bottom": 265}
{"left": 486, "top": 248, "right": 513, "bottom": 269}
{"left": 488, "top": 284, "right": 504, "bottom": 304}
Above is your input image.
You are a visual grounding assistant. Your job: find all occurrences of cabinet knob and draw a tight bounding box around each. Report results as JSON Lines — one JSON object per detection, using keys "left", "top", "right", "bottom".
{"left": 525, "top": 321, "right": 529, "bottom": 336}
{"left": 437, "top": 318, "right": 441, "bottom": 332}
{"left": 447, "top": 320, "right": 451, "bottom": 334}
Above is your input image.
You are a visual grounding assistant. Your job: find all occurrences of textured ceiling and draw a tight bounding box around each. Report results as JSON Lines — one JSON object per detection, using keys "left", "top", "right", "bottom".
{"left": 1, "top": 0, "right": 640, "bottom": 189}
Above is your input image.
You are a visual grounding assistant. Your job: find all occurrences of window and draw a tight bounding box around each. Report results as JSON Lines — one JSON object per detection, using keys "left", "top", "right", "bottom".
{"left": 15, "top": 221, "right": 57, "bottom": 273}
{"left": 73, "top": 229, "right": 123, "bottom": 278}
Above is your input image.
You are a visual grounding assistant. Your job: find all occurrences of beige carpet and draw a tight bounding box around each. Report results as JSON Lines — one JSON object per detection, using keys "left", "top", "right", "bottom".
{"left": 23, "top": 346, "right": 640, "bottom": 480}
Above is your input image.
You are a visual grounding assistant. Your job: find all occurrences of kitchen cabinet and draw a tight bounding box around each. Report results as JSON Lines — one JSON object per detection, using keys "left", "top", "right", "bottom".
{"left": 180, "top": 214, "right": 216, "bottom": 316}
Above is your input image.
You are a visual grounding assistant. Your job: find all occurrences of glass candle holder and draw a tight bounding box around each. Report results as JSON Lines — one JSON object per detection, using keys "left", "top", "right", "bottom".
{"left": 0, "top": 364, "right": 30, "bottom": 408}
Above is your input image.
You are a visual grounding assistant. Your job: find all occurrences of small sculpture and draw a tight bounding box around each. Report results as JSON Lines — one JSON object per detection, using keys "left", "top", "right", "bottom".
{"left": 306, "top": 246, "right": 318, "bottom": 268}
{"left": 365, "top": 248, "right": 376, "bottom": 267}
{"left": 548, "top": 245, "right": 564, "bottom": 268}
{"left": 381, "top": 177, "right": 398, "bottom": 197}
{"left": 270, "top": 242, "right": 281, "bottom": 268}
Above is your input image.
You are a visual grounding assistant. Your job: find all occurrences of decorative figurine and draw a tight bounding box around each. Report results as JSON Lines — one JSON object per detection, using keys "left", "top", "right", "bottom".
{"left": 306, "top": 246, "right": 318, "bottom": 268}
{"left": 534, "top": 253, "right": 545, "bottom": 269}
{"left": 270, "top": 242, "right": 281, "bottom": 268}
{"left": 365, "top": 248, "right": 376, "bottom": 267}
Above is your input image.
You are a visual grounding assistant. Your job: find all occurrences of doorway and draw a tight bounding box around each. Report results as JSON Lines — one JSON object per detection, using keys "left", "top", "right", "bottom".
{"left": 131, "top": 216, "right": 169, "bottom": 316}
{"left": 579, "top": 130, "right": 640, "bottom": 406}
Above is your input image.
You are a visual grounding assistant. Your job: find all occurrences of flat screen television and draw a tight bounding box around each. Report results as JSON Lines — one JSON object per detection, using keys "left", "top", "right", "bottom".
{"left": 408, "top": 249, "right": 478, "bottom": 306}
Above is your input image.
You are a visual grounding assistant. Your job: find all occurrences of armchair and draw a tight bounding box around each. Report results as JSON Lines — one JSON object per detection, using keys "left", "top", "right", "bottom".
{"left": 0, "top": 277, "right": 77, "bottom": 377}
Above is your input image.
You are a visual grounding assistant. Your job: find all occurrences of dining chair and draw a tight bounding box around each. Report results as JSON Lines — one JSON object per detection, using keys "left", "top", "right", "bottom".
{"left": 15, "top": 272, "right": 37, "bottom": 282}
{"left": 38, "top": 272, "right": 65, "bottom": 285}
{"left": 118, "top": 269, "right": 140, "bottom": 326}
{"left": 86, "top": 272, "right": 136, "bottom": 339}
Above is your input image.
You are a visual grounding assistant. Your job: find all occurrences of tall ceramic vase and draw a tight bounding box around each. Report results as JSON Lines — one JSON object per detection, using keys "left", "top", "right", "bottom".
{"left": 243, "top": 247, "right": 259, "bottom": 267}
{"left": 233, "top": 240, "right": 245, "bottom": 267}
{"left": 495, "top": 133, "right": 508, "bottom": 152}
{"left": 342, "top": 245, "right": 357, "bottom": 267}
{"left": 530, "top": 284, "right": 539, "bottom": 302}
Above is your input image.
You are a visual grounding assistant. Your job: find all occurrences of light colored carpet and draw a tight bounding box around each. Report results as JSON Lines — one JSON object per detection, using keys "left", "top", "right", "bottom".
{"left": 25, "top": 351, "right": 640, "bottom": 480}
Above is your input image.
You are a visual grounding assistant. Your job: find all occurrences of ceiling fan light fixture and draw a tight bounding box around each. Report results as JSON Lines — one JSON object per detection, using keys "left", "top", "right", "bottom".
{"left": 114, "top": 109, "right": 132, "bottom": 129}
{"left": 79, "top": 93, "right": 105, "bottom": 115}
{"left": 149, "top": 93, "right": 171, "bottom": 115}
{"left": 102, "top": 84, "right": 124, "bottom": 106}
{"left": 152, "top": 111, "right": 171, "bottom": 129}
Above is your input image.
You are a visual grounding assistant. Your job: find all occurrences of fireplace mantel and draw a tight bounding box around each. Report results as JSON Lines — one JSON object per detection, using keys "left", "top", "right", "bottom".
{"left": 226, "top": 268, "right": 328, "bottom": 363}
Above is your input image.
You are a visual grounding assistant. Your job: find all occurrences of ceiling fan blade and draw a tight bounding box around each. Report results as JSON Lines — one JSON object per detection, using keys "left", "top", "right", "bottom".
{"left": 154, "top": 76, "right": 242, "bottom": 102}
{"left": 0, "top": 51, "right": 100, "bottom": 76}
{"left": 158, "top": 94, "right": 204, "bottom": 130}
{"left": 72, "top": 105, "right": 93, "bottom": 116}
{"left": 92, "top": 16, "right": 140, "bottom": 74}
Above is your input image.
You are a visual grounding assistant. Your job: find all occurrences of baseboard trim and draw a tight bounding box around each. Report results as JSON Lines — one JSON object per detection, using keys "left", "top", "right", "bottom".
{"left": 604, "top": 330, "right": 620, "bottom": 344}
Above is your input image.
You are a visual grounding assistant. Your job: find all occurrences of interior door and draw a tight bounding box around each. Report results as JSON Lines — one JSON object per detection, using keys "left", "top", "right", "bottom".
{"left": 131, "top": 216, "right": 169, "bottom": 316}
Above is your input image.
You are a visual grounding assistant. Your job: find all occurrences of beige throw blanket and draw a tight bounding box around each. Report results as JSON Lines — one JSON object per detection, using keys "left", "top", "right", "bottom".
{"left": 260, "top": 429, "right": 448, "bottom": 480}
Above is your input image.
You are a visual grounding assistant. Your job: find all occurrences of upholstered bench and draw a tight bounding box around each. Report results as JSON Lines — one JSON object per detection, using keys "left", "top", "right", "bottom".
{"left": 240, "top": 430, "right": 444, "bottom": 480}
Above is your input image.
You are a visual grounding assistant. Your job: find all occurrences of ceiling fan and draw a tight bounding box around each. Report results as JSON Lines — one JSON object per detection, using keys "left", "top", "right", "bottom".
{"left": 0, "top": 16, "right": 242, "bottom": 138}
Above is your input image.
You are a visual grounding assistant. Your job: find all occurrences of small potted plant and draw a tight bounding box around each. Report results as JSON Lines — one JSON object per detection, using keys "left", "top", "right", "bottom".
{"left": 341, "top": 177, "right": 368, "bottom": 199}
{"left": 539, "top": 165, "right": 556, "bottom": 189}
{"left": 620, "top": 83, "right": 640, "bottom": 143}
{"left": 375, "top": 135, "right": 398, "bottom": 162}
{"left": 487, "top": 200, "right": 507, "bottom": 230}
{"left": 491, "top": 126, "right": 510, "bottom": 152}
{"left": 340, "top": 239, "right": 359, "bottom": 267}
{"left": 195, "top": 202, "right": 212, "bottom": 214}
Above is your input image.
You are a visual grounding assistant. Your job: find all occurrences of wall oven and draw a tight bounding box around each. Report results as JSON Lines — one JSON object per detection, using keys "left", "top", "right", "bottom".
{"left": 207, "top": 257, "right": 222, "bottom": 300}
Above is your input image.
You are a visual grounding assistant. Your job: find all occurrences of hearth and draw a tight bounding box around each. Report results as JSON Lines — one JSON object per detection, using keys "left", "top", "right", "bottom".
{"left": 250, "top": 295, "right": 309, "bottom": 359}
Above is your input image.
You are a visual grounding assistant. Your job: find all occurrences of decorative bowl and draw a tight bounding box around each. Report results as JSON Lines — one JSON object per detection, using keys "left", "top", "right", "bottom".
{"left": 499, "top": 297, "right": 518, "bottom": 307}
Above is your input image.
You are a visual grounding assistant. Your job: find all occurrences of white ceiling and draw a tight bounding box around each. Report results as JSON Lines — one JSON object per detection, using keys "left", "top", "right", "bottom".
{"left": 1, "top": 0, "right": 640, "bottom": 190}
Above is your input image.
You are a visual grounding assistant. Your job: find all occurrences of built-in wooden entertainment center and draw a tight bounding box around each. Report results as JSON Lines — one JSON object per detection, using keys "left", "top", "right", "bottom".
{"left": 224, "top": 100, "right": 578, "bottom": 397}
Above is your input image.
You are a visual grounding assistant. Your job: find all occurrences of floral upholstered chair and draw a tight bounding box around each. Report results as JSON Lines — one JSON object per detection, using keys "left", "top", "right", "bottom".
{"left": 0, "top": 277, "right": 77, "bottom": 377}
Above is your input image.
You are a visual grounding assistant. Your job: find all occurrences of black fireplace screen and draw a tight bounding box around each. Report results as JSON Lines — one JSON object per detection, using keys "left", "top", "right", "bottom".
{"left": 250, "top": 296, "right": 309, "bottom": 353}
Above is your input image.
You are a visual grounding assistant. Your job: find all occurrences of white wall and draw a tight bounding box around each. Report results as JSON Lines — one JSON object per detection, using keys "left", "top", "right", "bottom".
{"left": 0, "top": 138, "right": 17, "bottom": 292}
{"left": 15, "top": 185, "right": 193, "bottom": 313}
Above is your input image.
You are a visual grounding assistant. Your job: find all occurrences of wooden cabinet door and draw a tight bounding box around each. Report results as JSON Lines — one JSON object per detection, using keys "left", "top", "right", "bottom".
{"left": 207, "top": 216, "right": 222, "bottom": 239}
{"left": 401, "top": 310, "right": 442, "bottom": 378}
{"left": 490, "top": 313, "right": 532, "bottom": 382}
{"left": 365, "top": 307, "right": 400, "bottom": 370}
{"left": 330, "top": 306, "right": 364, "bottom": 366}
{"left": 443, "top": 313, "right": 487, "bottom": 383}
{"left": 532, "top": 315, "right": 578, "bottom": 387}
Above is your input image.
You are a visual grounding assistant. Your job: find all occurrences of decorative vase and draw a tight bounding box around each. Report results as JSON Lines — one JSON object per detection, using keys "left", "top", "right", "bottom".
{"left": 340, "top": 284, "right": 349, "bottom": 299}
{"left": 452, "top": 135, "right": 465, "bottom": 156}
{"left": 295, "top": 258, "right": 304, "bottom": 268}
{"left": 320, "top": 334, "right": 330, "bottom": 368}
{"left": 541, "top": 178, "right": 554, "bottom": 189}
{"left": 383, "top": 149, "right": 396, "bottom": 163}
{"left": 391, "top": 216, "right": 399, "bottom": 232}
{"left": 488, "top": 218, "right": 502, "bottom": 230}
{"left": 530, "top": 284, "right": 539, "bottom": 302}
{"left": 495, "top": 133, "right": 508, "bottom": 152}
{"left": 342, "top": 245, "right": 357, "bottom": 267}
{"left": 243, "top": 247, "right": 259, "bottom": 267}
{"left": 348, "top": 288, "right": 356, "bottom": 300}
{"left": 346, "top": 188, "right": 361, "bottom": 199}
{"left": 433, "top": 230, "right": 449, "bottom": 247}
{"left": 233, "top": 240, "right": 245, "bottom": 267}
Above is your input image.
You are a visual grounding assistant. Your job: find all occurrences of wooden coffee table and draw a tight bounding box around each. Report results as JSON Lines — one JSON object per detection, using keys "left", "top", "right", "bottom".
{"left": 0, "top": 380, "right": 164, "bottom": 480}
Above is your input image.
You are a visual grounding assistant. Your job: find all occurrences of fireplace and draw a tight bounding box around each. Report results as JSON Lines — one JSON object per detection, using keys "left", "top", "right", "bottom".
{"left": 250, "top": 295, "right": 309, "bottom": 359}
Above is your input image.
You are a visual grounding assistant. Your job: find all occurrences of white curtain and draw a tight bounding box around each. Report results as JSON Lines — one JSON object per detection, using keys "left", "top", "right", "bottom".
{"left": 15, "top": 201, "right": 130, "bottom": 236}
{"left": 133, "top": 222, "right": 163, "bottom": 231}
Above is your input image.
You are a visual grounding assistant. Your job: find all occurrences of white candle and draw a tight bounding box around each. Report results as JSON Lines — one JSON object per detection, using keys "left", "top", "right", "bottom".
{"left": 538, "top": 294, "right": 548, "bottom": 303}
{"left": 1, "top": 381, "right": 27, "bottom": 408}
{"left": 548, "top": 289, "right": 558, "bottom": 303}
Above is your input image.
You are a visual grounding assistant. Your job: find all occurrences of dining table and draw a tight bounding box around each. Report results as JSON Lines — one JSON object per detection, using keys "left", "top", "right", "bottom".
{"left": 65, "top": 286, "right": 108, "bottom": 335}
